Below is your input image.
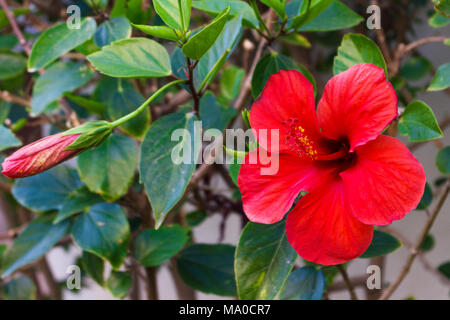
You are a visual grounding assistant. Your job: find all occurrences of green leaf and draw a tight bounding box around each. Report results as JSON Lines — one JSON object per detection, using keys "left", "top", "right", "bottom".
{"left": 229, "top": 162, "right": 241, "bottom": 186}
{"left": 110, "top": 0, "right": 127, "bottom": 18}
{"left": 87, "top": 38, "right": 172, "bottom": 78}
{"left": 399, "top": 56, "right": 433, "bottom": 81}
{"left": 0, "top": 53, "right": 26, "bottom": 80}
{"left": 436, "top": 146, "right": 450, "bottom": 174}
{"left": 94, "top": 78, "right": 150, "bottom": 138}
{"left": 126, "top": 0, "right": 153, "bottom": 24}
{"left": 436, "top": 0, "right": 450, "bottom": 16}
{"left": 106, "top": 271, "right": 131, "bottom": 299}
{"left": 220, "top": 65, "right": 244, "bottom": 101}
{"left": 2, "top": 276, "right": 36, "bottom": 300}
{"left": 429, "top": 12, "right": 450, "bottom": 28}
{"left": 94, "top": 17, "right": 132, "bottom": 48}
{"left": 2, "top": 213, "right": 71, "bottom": 277}
{"left": 333, "top": 33, "right": 387, "bottom": 76}
{"left": 199, "top": 91, "right": 236, "bottom": 132}
{"left": 131, "top": 24, "right": 180, "bottom": 41}
{"left": 71, "top": 203, "right": 130, "bottom": 269}
{"left": 252, "top": 52, "right": 316, "bottom": 98}
{"left": 260, "top": 0, "right": 286, "bottom": 19}
{"left": 64, "top": 92, "right": 106, "bottom": 115}
{"left": 0, "top": 8, "right": 29, "bottom": 29}
{"left": 398, "top": 101, "right": 443, "bottom": 142}
{"left": 12, "top": 166, "right": 81, "bottom": 212}
{"left": 428, "top": 63, "right": 450, "bottom": 91}
{"left": 77, "top": 134, "right": 138, "bottom": 201}
{"left": 28, "top": 18, "right": 97, "bottom": 71}
{"left": 235, "top": 220, "right": 297, "bottom": 300}
{"left": 296, "top": 1, "right": 363, "bottom": 32}
{"left": 279, "top": 266, "right": 325, "bottom": 300}
{"left": 177, "top": 244, "right": 236, "bottom": 296}
{"left": 186, "top": 210, "right": 207, "bottom": 227}
{"left": 54, "top": 186, "right": 104, "bottom": 224}
{"left": 416, "top": 182, "right": 432, "bottom": 210}
{"left": 153, "top": 0, "right": 191, "bottom": 31}
{"left": 438, "top": 261, "right": 450, "bottom": 280}
{"left": 31, "top": 61, "right": 94, "bottom": 116}
{"left": 139, "top": 112, "right": 201, "bottom": 228}
{"left": 0, "top": 126, "right": 21, "bottom": 151}
{"left": 134, "top": 225, "right": 189, "bottom": 267}
{"left": 419, "top": 234, "right": 435, "bottom": 252}
{"left": 182, "top": 6, "right": 230, "bottom": 60}
{"left": 81, "top": 250, "right": 105, "bottom": 286}
{"left": 0, "top": 35, "right": 18, "bottom": 51}
{"left": 360, "top": 230, "right": 402, "bottom": 258}
{"left": 291, "top": 0, "right": 334, "bottom": 30}
{"left": 192, "top": 0, "right": 258, "bottom": 28}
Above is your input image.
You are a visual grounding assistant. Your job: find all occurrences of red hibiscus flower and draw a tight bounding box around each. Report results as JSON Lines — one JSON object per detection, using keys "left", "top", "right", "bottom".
{"left": 238, "top": 64, "right": 426, "bottom": 265}
{"left": 2, "top": 133, "right": 81, "bottom": 178}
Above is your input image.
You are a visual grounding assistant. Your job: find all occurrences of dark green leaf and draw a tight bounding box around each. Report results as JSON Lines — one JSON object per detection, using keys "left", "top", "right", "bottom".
{"left": 360, "top": 230, "right": 402, "bottom": 258}
{"left": 0, "top": 126, "right": 21, "bottom": 151}
{"left": 333, "top": 33, "right": 387, "bottom": 76}
{"left": 12, "top": 166, "right": 81, "bottom": 212}
{"left": 398, "top": 101, "right": 443, "bottom": 142}
{"left": 81, "top": 250, "right": 105, "bottom": 286}
{"left": 291, "top": 0, "right": 333, "bottom": 30}
{"left": 93, "top": 17, "right": 131, "bottom": 48}
{"left": 177, "top": 244, "right": 236, "bottom": 296}
{"left": 31, "top": 61, "right": 94, "bottom": 116}
{"left": 2, "top": 276, "right": 36, "bottom": 300}
{"left": 182, "top": 7, "right": 230, "bottom": 60}
{"left": 419, "top": 234, "right": 435, "bottom": 252}
{"left": 220, "top": 65, "right": 244, "bottom": 101}
{"left": 279, "top": 266, "right": 325, "bottom": 300}
{"left": 77, "top": 134, "right": 138, "bottom": 201}
{"left": 199, "top": 91, "right": 236, "bottom": 132}
{"left": 416, "top": 182, "right": 432, "bottom": 210}
{"left": 71, "top": 203, "right": 130, "bottom": 269}
{"left": 436, "top": 0, "right": 450, "bottom": 15}
{"left": 428, "top": 63, "right": 450, "bottom": 91}
{"left": 94, "top": 78, "right": 150, "bottom": 138}
{"left": 131, "top": 24, "right": 180, "bottom": 41}
{"left": 54, "top": 186, "right": 104, "bottom": 224}
{"left": 106, "top": 271, "right": 131, "bottom": 298}
{"left": 235, "top": 220, "right": 297, "bottom": 300}
{"left": 0, "top": 35, "right": 18, "bottom": 51}
{"left": 87, "top": 38, "right": 172, "bottom": 78}
{"left": 399, "top": 56, "right": 433, "bottom": 81}
{"left": 192, "top": 0, "right": 258, "bottom": 28}
{"left": 64, "top": 92, "right": 106, "bottom": 115}
{"left": 436, "top": 146, "right": 450, "bottom": 174}
{"left": 28, "top": 18, "right": 97, "bottom": 71}
{"left": 438, "top": 261, "right": 450, "bottom": 280}
{"left": 261, "top": 0, "right": 287, "bottom": 19}
{"left": 186, "top": 210, "right": 207, "bottom": 227}
{"left": 139, "top": 112, "right": 200, "bottom": 228}
{"left": 0, "top": 53, "right": 26, "bottom": 80}
{"left": 2, "top": 213, "right": 71, "bottom": 277}
{"left": 252, "top": 52, "right": 316, "bottom": 98}
{"left": 229, "top": 162, "right": 241, "bottom": 186}
{"left": 134, "top": 225, "right": 189, "bottom": 266}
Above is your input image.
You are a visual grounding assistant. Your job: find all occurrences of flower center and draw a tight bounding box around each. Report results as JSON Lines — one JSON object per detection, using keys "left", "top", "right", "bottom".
{"left": 284, "top": 118, "right": 318, "bottom": 160}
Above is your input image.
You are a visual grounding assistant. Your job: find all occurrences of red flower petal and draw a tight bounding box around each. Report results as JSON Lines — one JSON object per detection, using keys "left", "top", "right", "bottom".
{"left": 317, "top": 64, "right": 397, "bottom": 151}
{"left": 340, "top": 135, "right": 426, "bottom": 225}
{"left": 238, "top": 148, "right": 335, "bottom": 224}
{"left": 286, "top": 179, "right": 373, "bottom": 265}
{"left": 249, "top": 70, "right": 323, "bottom": 157}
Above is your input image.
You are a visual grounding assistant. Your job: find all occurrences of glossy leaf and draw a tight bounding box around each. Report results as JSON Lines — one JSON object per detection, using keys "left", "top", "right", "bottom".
{"left": 192, "top": 0, "right": 258, "bottom": 28}
{"left": 131, "top": 24, "right": 179, "bottom": 41}
{"left": 94, "top": 17, "right": 131, "bottom": 48}
{"left": 436, "top": 146, "right": 450, "bottom": 174}
{"left": 2, "top": 213, "right": 71, "bottom": 277}
{"left": 12, "top": 166, "right": 81, "bottom": 212}
{"left": 199, "top": 91, "right": 236, "bottom": 132}
{"left": 220, "top": 65, "right": 244, "bottom": 101}
{"left": 428, "top": 63, "right": 450, "bottom": 91}
{"left": 134, "top": 225, "right": 189, "bottom": 266}
{"left": 186, "top": 210, "right": 207, "bottom": 227}
{"left": 81, "top": 250, "right": 105, "bottom": 286}
{"left": 398, "top": 101, "right": 443, "bottom": 142}
{"left": 28, "top": 18, "right": 97, "bottom": 71}
{"left": 333, "top": 33, "right": 387, "bottom": 76}
{"left": 0, "top": 53, "right": 26, "bottom": 80}
{"left": 416, "top": 182, "right": 432, "bottom": 210}
{"left": 279, "top": 267, "right": 325, "bottom": 300}
{"left": 182, "top": 7, "right": 230, "bottom": 60}
{"left": 87, "top": 38, "right": 172, "bottom": 78}
{"left": 139, "top": 112, "right": 200, "bottom": 228}
{"left": 252, "top": 52, "right": 316, "bottom": 98}
{"left": 64, "top": 92, "right": 106, "bottom": 115}
{"left": 77, "top": 134, "right": 138, "bottom": 201}
{"left": 360, "top": 230, "right": 402, "bottom": 258}
{"left": 54, "top": 186, "right": 104, "bottom": 224}
{"left": 261, "top": 0, "right": 286, "bottom": 19}
{"left": 31, "top": 61, "right": 94, "bottom": 116}
{"left": 153, "top": 0, "right": 191, "bottom": 31}
{"left": 429, "top": 12, "right": 450, "bottom": 28}
{"left": 291, "top": 0, "right": 333, "bottom": 30}
{"left": 71, "top": 203, "right": 130, "bottom": 269}
{"left": 94, "top": 78, "right": 150, "bottom": 138}
{"left": 2, "top": 276, "right": 36, "bottom": 300}
{"left": 106, "top": 271, "right": 131, "bottom": 299}
{"left": 177, "top": 244, "right": 236, "bottom": 296}
{"left": 235, "top": 220, "right": 297, "bottom": 300}
{"left": 0, "top": 126, "right": 21, "bottom": 151}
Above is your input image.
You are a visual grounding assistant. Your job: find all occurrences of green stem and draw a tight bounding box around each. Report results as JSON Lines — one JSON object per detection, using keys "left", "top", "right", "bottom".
{"left": 198, "top": 48, "right": 231, "bottom": 95}
{"left": 110, "top": 80, "right": 185, "bottom": 128}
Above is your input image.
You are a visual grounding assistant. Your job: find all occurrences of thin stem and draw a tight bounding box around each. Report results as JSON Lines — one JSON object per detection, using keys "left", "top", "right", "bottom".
{"left": 379, "top": 182, "right": 450, "bottom": 300}
{"left": 186, "top": 57, "right": 200, "bottom": 113}
{"left": 337, "top": 264, "right": 358, "bottom": 300}
{"left": 110, "top": 80, "right": 185, "bottom": 128}
{"left": 0, "top": 0, "right": 31, "bottom": 56}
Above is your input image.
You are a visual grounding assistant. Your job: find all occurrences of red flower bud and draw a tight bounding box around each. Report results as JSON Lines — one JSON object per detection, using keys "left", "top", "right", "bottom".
{"left": 2, "top": 133, "right": 82, "bottom": 178}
